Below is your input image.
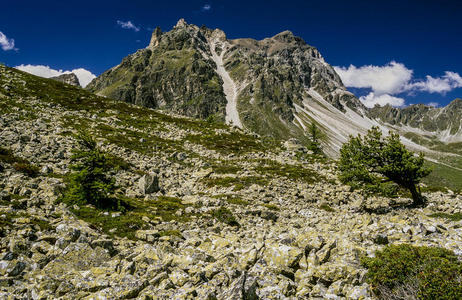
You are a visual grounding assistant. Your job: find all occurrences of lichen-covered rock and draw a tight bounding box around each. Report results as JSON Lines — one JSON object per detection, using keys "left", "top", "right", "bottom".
{"left": 138, "top": 173, "right": 159, "bottom": 194}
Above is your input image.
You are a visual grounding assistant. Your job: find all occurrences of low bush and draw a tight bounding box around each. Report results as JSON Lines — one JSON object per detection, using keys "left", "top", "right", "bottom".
{"left": 211, "top": 207, "right": 240, "bottom": 227}
{"left": 13, "top": 162, "right": 39, "bottom": 177}
{"left": 361, "top": 244, "right": 462, "bottom": 299}
{"left": 0, "top": 147, "right": 39, "bottom": 177}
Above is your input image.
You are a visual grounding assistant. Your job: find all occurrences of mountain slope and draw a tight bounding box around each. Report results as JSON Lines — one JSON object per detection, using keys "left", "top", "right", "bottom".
{"left": 87, "top": 19, "right": 462, "bottom": 171}
{"left": 2, "top": 64, "right": 462, "bottom": 299}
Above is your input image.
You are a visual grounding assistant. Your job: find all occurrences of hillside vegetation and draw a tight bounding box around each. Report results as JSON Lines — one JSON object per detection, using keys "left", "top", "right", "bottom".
{"left": 1, "top": 64, "right": 461, "bottom": 299}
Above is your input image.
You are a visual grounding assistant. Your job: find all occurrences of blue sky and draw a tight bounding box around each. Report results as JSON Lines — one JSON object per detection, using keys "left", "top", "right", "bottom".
{"left": 1, "top": 0, "right": 461, "bottom": 107}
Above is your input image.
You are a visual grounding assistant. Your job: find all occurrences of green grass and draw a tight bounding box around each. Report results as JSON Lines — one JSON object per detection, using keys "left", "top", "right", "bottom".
{"left": 69, "top": 196, "right": 198, "bottom": 240}
{"left": 254, "top": 159, "right": 320, "bottom": 183}
{"left": 211, "top": 194, "right": 250, "bottom": 205}
{"left": 0, "top": 147, "right": 40, "bottom": 177}
{"left": 0, "top": 211, "right": 52, "bottom": 232}
{"left": 201, "top": 176, "right": 269, "bottom": 191}
{"left": 186, "top": 131, "right": 272, "bottom": 155}
{"left": 429, "top": 213, "right": 462, "bottom": 222}
{"left": 262, "top": 203, "right": 280, "bottom": 211}
{"left": 422, "top": 161, "right": 462, "bottom": 192}
{"left": 210, "top": 163, "right": 242, "bottom": 174}
{"left": 319, "top": 204, "right": 335, "bottom": 212}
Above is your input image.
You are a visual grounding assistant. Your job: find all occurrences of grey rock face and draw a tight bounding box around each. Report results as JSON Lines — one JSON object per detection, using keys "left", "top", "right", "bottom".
{"left": 50, "top": 73, "right": 80, "bottom": 87}
{"left": 139, "top": 173, "right": 160, "bottom": 194}
{"left": 86, "top": 19, "right": 364, "bottom": 145}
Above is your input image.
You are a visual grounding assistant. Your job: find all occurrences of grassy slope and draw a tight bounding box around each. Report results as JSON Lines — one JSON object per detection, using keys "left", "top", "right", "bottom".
{"left": 1, "top": 64, "right": 460, "bottom": 195}
{"left": 0, "top": 64, "right": 328, "bottom": 239}
{"left": 404, "top": 132, "right": 462, "bottom": 191}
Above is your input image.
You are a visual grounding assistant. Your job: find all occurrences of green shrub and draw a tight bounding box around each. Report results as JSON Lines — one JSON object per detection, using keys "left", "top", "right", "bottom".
{"left": 307, "top": 122, "right": 324, "bottom": 155}
{"left": 211, "top": 207, "right": 240, "bottom": 227}
{"left": 263, "top": 203, "right": 280, "bottom": 211}
{"left": 0, "top": 147, "right": 39, "bottom": 176}
{"left": 13, "top": 162, "right": 39, "bottom": 177}
{"left": 0, "top": 147, "right": 16, "bottom": 164}
{"left": 429, "top": 212, "right": 462, "bottom": 222}
{"left": 319, "top": 203, "right": 334, "bottom": 212}
{"left": 61, "top": 132, "right": 118, "bottom": 209}
{"left": 361, "top": 244, "right": 462, "bottom": 299}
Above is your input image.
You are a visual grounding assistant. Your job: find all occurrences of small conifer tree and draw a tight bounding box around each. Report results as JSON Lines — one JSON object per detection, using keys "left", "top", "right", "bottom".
{"left": 307, "top": 122, "right": 323, "bottom": 155}
{"left": 339, "top": 127, "right": 431, "bottom": 207}
{"left": 62, "top": 132, "right": 117, "bottom": 209}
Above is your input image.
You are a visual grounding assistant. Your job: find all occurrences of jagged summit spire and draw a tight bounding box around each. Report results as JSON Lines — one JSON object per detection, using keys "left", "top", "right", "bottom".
{"left": 175, "top": 18, "right": 188, "bottom": 28}
{"left": 148, "top": 27, "right": 162, "bottom": 49}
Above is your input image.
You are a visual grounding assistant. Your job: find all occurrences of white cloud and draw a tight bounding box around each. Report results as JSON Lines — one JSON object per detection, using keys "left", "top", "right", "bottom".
{"left": 0, "top": 31, "right": 16, "bottom": 51}
{"left": 360, "top": 92, "right": 405, "bottom": 108}
{"left": 427, "top": 102, "right": 439, "bottom": 107}
{"left": 406, "top": 71, "right": 462, "bottom": 94}
{"left": 335, "top": 61, "right": 462, "bottom": 107}
{"left": 334, "top": 61, "right": 413, "bottom": 95}
{"left": 202, "top": 4, "right": 211, "bottom": 11}
{"left": 15, "top": 64, "right": 96, "bottom": 87}
{"left": 117, "top": 20, "right": 140, "bottom": 32}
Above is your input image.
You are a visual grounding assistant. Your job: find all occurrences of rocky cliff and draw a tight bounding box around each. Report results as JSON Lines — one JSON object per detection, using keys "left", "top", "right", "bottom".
{"left": 86, "top": 20, "right": 227, "bottom": 121}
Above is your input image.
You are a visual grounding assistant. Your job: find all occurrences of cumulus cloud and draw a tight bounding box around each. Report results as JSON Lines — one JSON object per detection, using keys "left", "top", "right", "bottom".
{"left": 334, "top": 62, "right": 462, "bottom": 107}
{"left": 15, "top": 64, "right": 96, "bottom": 87}
{"left": 360, "top": 92, "right": 405, "bottom": 108}
{"left": 0, "top": 31, "right": 16, "bottom": 51}
{"left": 334, "top": 61, "right": 413, "bottom": 95}
{"left": 117, "top": 20, "right": 140, "bottom": 32}
{"left": 202, "top": 4, "right": 211, "bottom": 11}
{"left": 406, "top": 71, "right": 462, "bottom": 94}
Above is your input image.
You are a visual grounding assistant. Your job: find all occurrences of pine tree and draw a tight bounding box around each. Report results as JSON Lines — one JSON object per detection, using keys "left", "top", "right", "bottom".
{"left": 308, "top": 122, "right": 323, "bottom": 155}
{"left": 62, "top": 132, "right": 117, "bottom": 209}
{"left": 339, "top": 127, "right": 431, "bottom": 207}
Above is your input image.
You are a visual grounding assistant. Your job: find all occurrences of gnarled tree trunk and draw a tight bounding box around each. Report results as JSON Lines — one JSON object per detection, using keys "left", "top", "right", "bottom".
{"left": 408, "top": 183, "right": 425, "bottom": 207}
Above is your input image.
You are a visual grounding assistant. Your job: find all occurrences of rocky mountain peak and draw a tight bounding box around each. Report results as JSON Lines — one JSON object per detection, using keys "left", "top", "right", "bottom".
{"left": 148, "top": 26, "right": 163, "bottom": 49}
{"left": 271, "top": 30, "right": 296, "bottom": 42}
{"left": 50, "top": 73, "right": 80, "bottom": 87}
{"left": 175, "top": 18, "right": 188, "bottom": 28}
{"left": 86, "top": 21, "right": 369, "bottom": 153}
{"left": 209, "top": 28, "right": 227, "bottom": 41}
{"left": 447, "top": 98, "right": 462, "bottom": 109}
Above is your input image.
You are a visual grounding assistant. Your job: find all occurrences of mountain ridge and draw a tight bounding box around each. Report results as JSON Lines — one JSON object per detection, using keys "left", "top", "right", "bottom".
{"left": 86, "top": 19, "right": 365, "bottom": 148}
{"left": 86, "top": 19, "right": 461, "bottom": 159}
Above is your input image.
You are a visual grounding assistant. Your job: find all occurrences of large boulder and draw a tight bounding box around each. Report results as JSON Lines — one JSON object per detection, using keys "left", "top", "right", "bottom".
{"left": 138, "top": 173, "right": 160, "bottom": 194}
